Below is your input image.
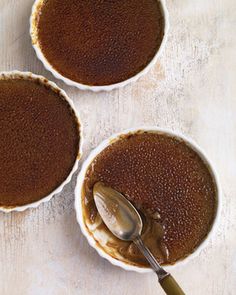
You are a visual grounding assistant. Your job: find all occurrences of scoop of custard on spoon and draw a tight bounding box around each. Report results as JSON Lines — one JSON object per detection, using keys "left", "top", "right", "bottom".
{"left": 93, "top": 182, "right": 185, "bottom": 295}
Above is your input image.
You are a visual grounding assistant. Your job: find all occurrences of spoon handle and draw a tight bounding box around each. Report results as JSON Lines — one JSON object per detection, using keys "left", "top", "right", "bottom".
{"left": 159, "top": 274, "right": 185, "bottom": 295}
{"left": 134, "top": 236, "right": 168, "bottom": 277}
{"left": 134, "top": 236, "right": 185, "bottom": 295}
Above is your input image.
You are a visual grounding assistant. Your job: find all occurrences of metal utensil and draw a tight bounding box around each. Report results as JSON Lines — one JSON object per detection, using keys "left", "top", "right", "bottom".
{"left": 93, "top": 182, "right": 185, "bottom": 295}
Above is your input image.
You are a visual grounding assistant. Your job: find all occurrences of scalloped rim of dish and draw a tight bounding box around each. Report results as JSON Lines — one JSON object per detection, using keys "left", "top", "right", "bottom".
{"left": 75, "top": 126, "right": 221, "bottom": 273}
{"left": 0, "top": 70, "right": 83, "bottom": 213}
{"left": 30, "top": 0, "right": 169, "bottom": 92}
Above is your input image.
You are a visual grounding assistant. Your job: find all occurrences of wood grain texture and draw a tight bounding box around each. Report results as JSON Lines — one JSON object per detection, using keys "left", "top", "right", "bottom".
{"left": 0, "top": 0, "right": 235, "bottom": 294}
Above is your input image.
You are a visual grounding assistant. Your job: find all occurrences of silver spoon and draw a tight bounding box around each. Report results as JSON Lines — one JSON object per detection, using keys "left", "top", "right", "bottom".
{"left": 93, "top": 182, "right": 185, "bottom": 295}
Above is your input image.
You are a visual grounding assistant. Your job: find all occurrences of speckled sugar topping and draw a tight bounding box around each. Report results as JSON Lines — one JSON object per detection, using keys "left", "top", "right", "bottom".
{"left": 0, "top": 77, "right": 80, "bottom": 207}
{"left": 35, "top": 0, "right": 164, "bottom": 86}
{"left": 83, "top": 132, "right": 217, "bottom": 266}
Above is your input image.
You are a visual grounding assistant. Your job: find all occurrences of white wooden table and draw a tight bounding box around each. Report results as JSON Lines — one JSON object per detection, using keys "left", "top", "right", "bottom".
{"left": 0, "top": 0, "right": 235, "bottom": 294}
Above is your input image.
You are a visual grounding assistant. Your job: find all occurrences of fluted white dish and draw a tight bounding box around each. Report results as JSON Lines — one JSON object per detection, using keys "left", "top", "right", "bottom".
{"left": 75, "top": 126, "right": 221, "bottom": 272}
{"left": 0, "top": 71, "right": 83, "bottom": 213}
{"left": 30, "top": 0, "right": 169, "bottom": 92}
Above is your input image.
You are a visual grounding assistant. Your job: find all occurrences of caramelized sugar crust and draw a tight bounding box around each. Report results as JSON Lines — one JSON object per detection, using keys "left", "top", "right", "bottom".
{"left": 36, "top": 0, "right": 164, "bottom": 86}
{"left": 83, "top": 132, "right": 217, "bottom": 266}
{"left": 0, "top": 78, "right": 80, "bottom": 207}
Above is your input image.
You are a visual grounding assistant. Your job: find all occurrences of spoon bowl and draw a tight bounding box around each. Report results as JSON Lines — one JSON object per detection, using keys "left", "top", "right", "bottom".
{"left": 93, "top": 182, "right": 142, "bottom": 241}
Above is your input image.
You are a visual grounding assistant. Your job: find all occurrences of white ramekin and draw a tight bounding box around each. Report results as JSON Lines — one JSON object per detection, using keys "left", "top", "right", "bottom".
{"left": 30, "top": 0, "right": 169, "bottom": 92}
{"left": 0, "top": 71, "right": 83, "bottom": 213}
{"left": 75, "top": 126, "right": 221, "bottom": 273}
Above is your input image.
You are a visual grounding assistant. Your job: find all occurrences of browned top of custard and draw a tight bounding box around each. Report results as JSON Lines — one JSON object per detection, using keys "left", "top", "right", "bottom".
{"left": 83, "top": 132, "right": 217, "bottom": 266}
{"left": 0, "top": 77, "right": 80, "bottom": 207}
{"left": 35, "top": 0, "right": 164, "bottom": 86}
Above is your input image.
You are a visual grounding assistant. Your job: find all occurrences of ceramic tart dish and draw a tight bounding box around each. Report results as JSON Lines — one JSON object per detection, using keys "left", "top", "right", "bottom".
{"left": 30, "top": 0, "right": 169, "bottom": 92}
{"left": 0, "top": 71, "right": 82, "bottom": 213}
{"left": 75, "top": 127, "right": 221, "bottom": 273}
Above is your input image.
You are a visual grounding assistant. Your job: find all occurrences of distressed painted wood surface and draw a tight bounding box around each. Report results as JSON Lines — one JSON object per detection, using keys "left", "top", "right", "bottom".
{"left": 0, "top": 0, "right": 235, "bottom": 294}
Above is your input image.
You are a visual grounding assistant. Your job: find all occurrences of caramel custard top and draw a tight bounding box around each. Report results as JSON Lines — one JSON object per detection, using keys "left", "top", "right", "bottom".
{"left": 0, "top": 77, "right": 80, "bottom": 208}
{"left": 82, "top": 132, "right": 217, "bottom": 266}
{"left": 35, "top": 0, "right": 164, "bottom": 86}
